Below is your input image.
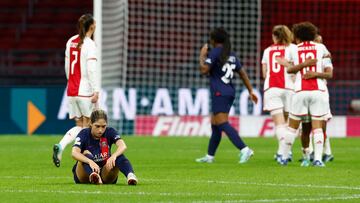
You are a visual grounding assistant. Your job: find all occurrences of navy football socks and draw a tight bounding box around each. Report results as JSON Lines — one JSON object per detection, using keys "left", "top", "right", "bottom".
{"left": 217, "top": 122, "right": 246, "bottom": 150}
{"left": 207, "top": 125, "right": 222, "bottom": 156}
{"left": 115, "top": 155, "right": 134, "bottom": 177}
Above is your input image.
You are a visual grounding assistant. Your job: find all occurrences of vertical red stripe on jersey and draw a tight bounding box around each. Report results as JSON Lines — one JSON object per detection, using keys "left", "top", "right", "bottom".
{"left": 67, "top": 36, "right": 82, "bottom": 96}
{"left": 100, "top": 137, "right": 109, "bottom": 165}
{"left": 269, "top": 46, "right": 285, "bottom": 89}
{"left": 298, "top": 42, "right": 318, "bottom": 91}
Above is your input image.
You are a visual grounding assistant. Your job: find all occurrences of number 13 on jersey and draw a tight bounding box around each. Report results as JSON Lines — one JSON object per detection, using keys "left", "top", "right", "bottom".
{"left": 299, "top": 50, "right": 316, "bottom": 74}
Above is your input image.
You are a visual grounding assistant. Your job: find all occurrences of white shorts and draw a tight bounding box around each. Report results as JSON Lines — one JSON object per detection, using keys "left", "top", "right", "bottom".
{"left": 302, "top": 110, "right": 332, "bottom": 123}
{"left": 68, "top": 96, "right": 95, "bottom": 119}
{"left": 323, "top": 88, "right": 332, "bottom": 121}
{"left": 263, "top": 88, "right": 294, "bottom": 113}
{"left": 323, "top": 111, "right": 333, "bottom": 121}
{"left": 290, "top": 91, "right": 329, "bottom": 121}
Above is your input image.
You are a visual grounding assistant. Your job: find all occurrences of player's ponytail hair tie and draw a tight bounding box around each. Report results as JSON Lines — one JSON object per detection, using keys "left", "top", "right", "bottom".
{"left": 77, "top": 13, "right": 94, "bottom": 49}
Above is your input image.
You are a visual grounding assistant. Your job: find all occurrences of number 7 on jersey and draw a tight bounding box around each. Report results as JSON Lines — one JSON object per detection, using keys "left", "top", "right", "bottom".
{"left": 70, "top": 50, "right": 79, "bottom": 75}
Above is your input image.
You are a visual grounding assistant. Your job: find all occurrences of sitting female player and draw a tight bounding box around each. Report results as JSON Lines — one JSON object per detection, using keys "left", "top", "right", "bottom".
{"left": 71, "top": 109, "right": 137, "bottom": 185}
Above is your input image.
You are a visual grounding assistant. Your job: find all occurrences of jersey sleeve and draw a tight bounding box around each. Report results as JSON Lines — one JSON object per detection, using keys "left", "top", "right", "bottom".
{"left": 205, "top": 49, "right": 217, "bottom": 67}
{"left": 234, "top": 56, "right": 242, "bottom": 72}
{"left": 106, "top": 127, "right": 122, "bottom": 145}
{"left": 289, "top": 44, "right": 299, "bottom": 65}
{"left": 86, "top": 41, "right": 100, "bottom": 93}
{"left": 73, "top": 129, "right": 87, "bottom": 151}
{"left": 261, "top": 48, "right": 268, "bottom": 65}
{"left": 322, "top": 58, "right": 333, "bottom": 69}
{"left": 86, "top": 41, "right": 97, "bottom": 60}
{"left": 321, "top": 44, "right": 331, "bottom": 57}
{"left": 64, "top": 39, "right": 71, "bottom": 80}
{"left": 320, "top": 44, "right": 333, "bottom": 69}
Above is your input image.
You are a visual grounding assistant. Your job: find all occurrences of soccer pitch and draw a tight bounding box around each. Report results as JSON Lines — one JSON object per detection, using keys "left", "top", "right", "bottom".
{"left": 1, "top": 136, "right": 360, "bottom": 202}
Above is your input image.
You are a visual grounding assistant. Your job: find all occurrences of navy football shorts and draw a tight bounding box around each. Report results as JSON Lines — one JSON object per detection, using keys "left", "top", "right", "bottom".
{"left": 211, "top": 95, "right": 235, "bottom": 114}
{"left": 72, "top": 162, "right": 118, "bottom": 184}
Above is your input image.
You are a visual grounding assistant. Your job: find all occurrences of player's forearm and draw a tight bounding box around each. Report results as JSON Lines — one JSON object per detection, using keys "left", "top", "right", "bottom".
{"left": 315, "top": 71, "right": 333, "bottom": 79}
{"left": 261, "top": 64, "right": 267, "bottom": 79}
{"left": 239, "top": 69, "right": 254, "bottom": 93}
{"left": 72, "top": 150, "right": 91, "bottom": 164}
{"left": 199, "top": 56, "right": 210, "bottom": 75}
{"left": 112, "top": 140, "right": 127, "bottom": 158}
{"left": 287, "top": 64, "right": 304, "bottom": 74}
{"left": 288, "top": 59, "right": 317, "bottom": 74}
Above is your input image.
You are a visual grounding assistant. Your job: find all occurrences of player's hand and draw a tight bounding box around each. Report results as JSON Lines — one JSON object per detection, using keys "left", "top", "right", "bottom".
{"left": 249, "top": 92, "right": 258, "bottom": 104}
{"left": 200, "top": 43, "right": 208, "bottom": 58}
{"left": 91, "top": 92, "right": 99, "bottom": 103}
{"left": 303, "top": 58, "right": 317, "bottom": 67}
{"left": 303, "top": 71, "right": 318, "bottom": 79}
{"left": 89, "top": 160, "right": 100, "bottom": 174}
{"left": 105, "top": 156, "right": 116, "bottom": 170}
{"left": 275, "top": 57, "right": 290, "bottom": 67}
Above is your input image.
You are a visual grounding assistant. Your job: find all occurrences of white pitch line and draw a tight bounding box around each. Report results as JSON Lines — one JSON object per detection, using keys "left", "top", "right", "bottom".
{"left": 1, "top": 176, "right": 68, "bottom": 179}
{"left": 2, "top": 176, "right": 360, "bottom": 191}
{"left": 1, "top": 189, "right": 360, "bottom": 202}
{"left": 195, "top": 194, "right": 360, "bottom": 203}
{"left": 143, "top": 178, "right": 360, "bottom": 191}
{"left": 0, "top": 189, "right": 249, "bottom": 197}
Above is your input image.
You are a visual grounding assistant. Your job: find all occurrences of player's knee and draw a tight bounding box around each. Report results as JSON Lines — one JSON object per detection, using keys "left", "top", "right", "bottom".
{"left": 115, "top": 155, "right": 129, "bottom": 166}
{"left": 75, "top": 119, "right": 82, "bottom": 127}
{"left": 83, "top": 151, "right": 94, "bottom": 159}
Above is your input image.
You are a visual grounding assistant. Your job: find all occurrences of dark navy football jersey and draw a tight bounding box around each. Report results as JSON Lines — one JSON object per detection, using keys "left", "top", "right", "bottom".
{"left": 73, "top": 127, "right": 121, "bottom": 165}
{"left": 205, "top": 47, "right": 242, "bottom": 97}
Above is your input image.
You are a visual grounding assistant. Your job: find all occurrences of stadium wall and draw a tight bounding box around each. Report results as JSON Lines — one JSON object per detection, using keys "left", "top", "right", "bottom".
{"left": 0, "top": 87, "right": 359, "bottom": 137}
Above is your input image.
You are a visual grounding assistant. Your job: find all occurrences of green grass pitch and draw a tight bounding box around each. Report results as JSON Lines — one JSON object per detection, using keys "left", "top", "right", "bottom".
{"left": 1, "top": 135, "right": 360, "bottom": 202}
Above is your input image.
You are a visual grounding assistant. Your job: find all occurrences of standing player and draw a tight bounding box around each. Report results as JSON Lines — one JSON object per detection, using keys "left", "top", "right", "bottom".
{"left": 261, "top": 25, "right": 297, "bottom": 163}
{"left": 280, "top": 22, "right": 331, "bottom": 167}
{"left": 72, "top": 109, "right": 137, "bottom": 185}
{"left": 53, "top": 14, "right": 100, "bottom": 167}
{"left": 298, "top": 34, "right": 334, "bottom": 166}
{"left": 196, "top": 28, "right": 258, "bottom": 164}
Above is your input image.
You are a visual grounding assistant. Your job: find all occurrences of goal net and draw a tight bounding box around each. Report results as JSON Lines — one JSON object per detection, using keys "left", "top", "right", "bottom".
{"left": 100, "top": 0, "right": 262, "bottom": 135}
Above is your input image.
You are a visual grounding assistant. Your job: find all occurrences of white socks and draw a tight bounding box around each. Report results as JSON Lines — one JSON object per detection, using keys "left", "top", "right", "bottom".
{"left": 275, "top": 125, "right": 287, "bottom": 155}
{"left": 324, "top": 136, "right": 332, "bottom": 155}
{"left": 309, "top": 130, "right": 331, "bottom": 156}
{"left": 308, "top": 132, "right": 314, "bottom": 154}
{"left": 313, "top": 128, "right": 324, "bottom": 162}
{"left": 59, "top": 126, "right": 83, "bottom": 151}
{"left": 282, "top": 127, "right": 297, "bottom": 160}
